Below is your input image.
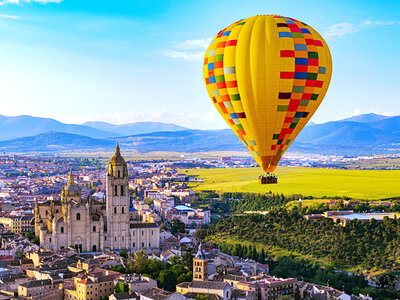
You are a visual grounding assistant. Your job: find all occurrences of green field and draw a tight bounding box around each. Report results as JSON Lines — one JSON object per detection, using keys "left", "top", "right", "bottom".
{"left": 182, "top": 167, "right": 400, "bottom": 200}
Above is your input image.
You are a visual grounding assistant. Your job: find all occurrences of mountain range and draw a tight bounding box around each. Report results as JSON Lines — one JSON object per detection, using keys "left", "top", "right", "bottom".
{"left": 0, "top": 113, "right": 399, "bottom": 154}
{"left": 0, "top": 115, "right": 189, "bottom": 141}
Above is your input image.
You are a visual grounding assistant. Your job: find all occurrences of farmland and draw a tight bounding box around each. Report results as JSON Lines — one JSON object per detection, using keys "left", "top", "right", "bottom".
{"left": 181, "top": 167, "right": 400, "bottom": 200}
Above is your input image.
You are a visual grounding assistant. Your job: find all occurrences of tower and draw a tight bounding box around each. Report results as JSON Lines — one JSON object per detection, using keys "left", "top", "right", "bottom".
{"left": 106, "top": 143, "right": 130, "bottom": 250}
{"left": 193, "top": 243, "right": 208, "bottom": 281}
{"left": 61, "top": 170, "right": 81, "bottom": 216}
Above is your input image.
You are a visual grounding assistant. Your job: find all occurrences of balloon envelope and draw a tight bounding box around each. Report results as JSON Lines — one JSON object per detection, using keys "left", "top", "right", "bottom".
{"left": 203, "top": 15, "right": 332, "bottom": 173}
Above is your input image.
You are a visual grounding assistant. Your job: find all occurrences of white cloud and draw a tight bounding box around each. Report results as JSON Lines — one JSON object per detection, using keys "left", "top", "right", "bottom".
{"left": 324, "top": 19, "right": 400, "bottom": 40}
{"left": 0, "top": 0, "right": 61, "bottom": 4}
{"left": 165, "top": 38, "right": 211, "bottom": 62}
{"left": 164, "top": 50, "right": 204, "bottom": 62}
{"left": 361, "top": 19, "right": 399, "bottom": 27}
{"left": 64, "top": 110, "right": 227, "bottom": 129}
{"left": 0, "top": 14, "right": 19, "bottom": 18}
{"left": 324, "top": 22, "right": 358, "bottom": 39}
{"left": 174, "top": 39, "right": 211, "bottom": 50}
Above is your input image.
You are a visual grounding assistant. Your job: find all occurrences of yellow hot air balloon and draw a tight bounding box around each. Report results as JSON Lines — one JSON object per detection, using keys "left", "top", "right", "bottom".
{"left": 203, "top": 15, "right": 332, "bottom": 183}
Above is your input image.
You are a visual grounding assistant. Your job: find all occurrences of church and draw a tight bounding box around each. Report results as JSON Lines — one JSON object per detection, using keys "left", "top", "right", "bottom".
{"left": 34, "top": 144, "right": 160, "bottom": 252}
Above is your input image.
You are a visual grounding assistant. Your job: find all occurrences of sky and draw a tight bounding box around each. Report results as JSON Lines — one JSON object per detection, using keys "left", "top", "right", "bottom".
{"left": 0, "top": 0, "right": 399, "bottom": 129}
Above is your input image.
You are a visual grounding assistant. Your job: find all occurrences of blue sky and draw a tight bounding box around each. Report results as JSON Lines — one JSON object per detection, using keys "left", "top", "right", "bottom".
{"left": 0, "top": 0, "right": 399, "bottom": 129}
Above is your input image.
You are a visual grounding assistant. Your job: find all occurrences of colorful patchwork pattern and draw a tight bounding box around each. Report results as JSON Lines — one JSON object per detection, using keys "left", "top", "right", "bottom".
{"left": 203, "top": 20, "right": 259, "bottom": 155}
{"left": 271, "top": 15, "right": 328, "bottom": 157}
{"left": 203, "top": 15, "right": 331, "bottom": 173}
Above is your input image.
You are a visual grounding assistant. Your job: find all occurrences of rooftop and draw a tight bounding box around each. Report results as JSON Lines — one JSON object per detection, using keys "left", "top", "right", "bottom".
{"left": 174, "top": 205, "right": 195, "bottom": 211}
{"left": 189, "top": 280, "right": 228, "bottom": 290}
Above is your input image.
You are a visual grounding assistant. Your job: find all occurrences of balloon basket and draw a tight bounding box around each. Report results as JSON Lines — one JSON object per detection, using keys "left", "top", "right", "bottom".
{"left": 258, "top": 173, "right": 278, "bottom": 184}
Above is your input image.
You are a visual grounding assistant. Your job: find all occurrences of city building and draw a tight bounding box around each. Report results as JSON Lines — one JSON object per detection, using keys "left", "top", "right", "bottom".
{"left": 17, "top": 279, "right": 59, "bottom": 299}
{"left": 35, "top": 145, "right": 160, "bottom": 252}
{"left": 64, "top": 269, "right": 121, "bottom": 300}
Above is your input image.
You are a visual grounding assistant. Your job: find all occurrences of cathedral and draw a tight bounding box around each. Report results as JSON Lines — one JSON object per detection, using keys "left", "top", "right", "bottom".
{"left": 34, "top": 144, "right": 160, "bottom": 252}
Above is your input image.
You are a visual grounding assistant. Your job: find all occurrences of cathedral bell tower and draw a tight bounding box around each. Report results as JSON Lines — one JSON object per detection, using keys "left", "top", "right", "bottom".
{"left": 193, "top": 243, "right": 208, "bottom": 281}
{"left": 106, "top": 143, "right": 130, "bottom": 250}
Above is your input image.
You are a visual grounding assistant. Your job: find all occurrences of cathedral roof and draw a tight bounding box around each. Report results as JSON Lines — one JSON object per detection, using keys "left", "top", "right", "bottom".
{"left": 110, "top": 143, "right": 126, "bottom": 165}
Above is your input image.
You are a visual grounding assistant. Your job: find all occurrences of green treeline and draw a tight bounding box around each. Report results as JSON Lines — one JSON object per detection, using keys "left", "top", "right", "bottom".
{"left": 221, "top": 192, "right": 296, "bottom": 212}
{"left": 219, "top": 243, "right": 267, "bottom": 263}
{"left": 192, "top": 192, "right": 297, "bottom": 214}
{"left": 202, "top": 209, "right": 400, "bottom": 298}
{"left": 204, "top": 209, "right": 400, "bottom": 270}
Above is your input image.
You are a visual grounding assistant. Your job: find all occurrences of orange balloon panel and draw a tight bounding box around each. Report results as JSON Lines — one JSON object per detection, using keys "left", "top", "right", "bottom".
{"left": 203, "top": 15, "right": 332, "bottom": 173}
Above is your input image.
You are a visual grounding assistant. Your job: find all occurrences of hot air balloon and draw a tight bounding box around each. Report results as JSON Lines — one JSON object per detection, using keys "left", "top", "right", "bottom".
{"left": 203, "top": 15, "right": 332, "bottom": 183}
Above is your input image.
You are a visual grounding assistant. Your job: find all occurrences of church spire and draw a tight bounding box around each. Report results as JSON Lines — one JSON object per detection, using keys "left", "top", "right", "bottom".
{"left": 195, "top": 242, "right": 206, "bottom": 259}
{"left": 110, "top": 142, "right": 125, "bottom": 165}
{"left": 68, "top": 169, "right": 74, "bottom": 185}
{"left": 115, "top": 142, "right": 120, "bottom": 156}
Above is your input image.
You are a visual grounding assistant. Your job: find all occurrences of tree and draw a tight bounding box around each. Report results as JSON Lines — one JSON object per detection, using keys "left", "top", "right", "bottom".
{"left": 170, "top": 219, "right": 186, "bottom": 234}
{"left": 26, "top": 232, "right": 40, "bottom": 245}
{"left": 170, "top": 255, "right": 181, "bottom": 265}
{"left": 120, "top": 249, "right": 128, "bottom": 258}
{"left": 132, "top": 250, "right": 149, "bottom": 274}
{"left": 144, "top": 197, "right": 153, "bottom": 206}
{"left": 111, "top": 265, "right": 126, "bottom": 274}
{"left": 114, "top": 282, "right": 129, "bottom": 293}
{"left": 182, "top": 248, "right": 194, "bottom": 269}
{"left": 158, "top": 269, "right": 177, "bottom": 291}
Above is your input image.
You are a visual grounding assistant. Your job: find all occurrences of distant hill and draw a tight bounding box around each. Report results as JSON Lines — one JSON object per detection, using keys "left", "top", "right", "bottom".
{"left": 0, "top": 131, "right": 115, "bottom": 151}
{"left": 83, "top": 121, "right": 189, "bottom": 136}
{"left": 0, "top": 113, "right": 399, "bottom": 154}
{"left": 0, "top": 115, "right": 192, "bottom": 141}
{"left": 341, "top": 113, "right": 391, "bottom": 123}
{"left": 118, "top": 129, "right": 242, "bottom": 152}
{"left": 296, "top": 115, "right": 400, "bottom": 148}
{"left": 0, "top": 129, "right": 243, "bottom": 152}
{"left": 0, "top": 115, "right": 119, "bottom": 141}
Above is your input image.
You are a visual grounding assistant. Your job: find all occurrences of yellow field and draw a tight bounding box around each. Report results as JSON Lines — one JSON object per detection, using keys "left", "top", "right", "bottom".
{"left": 182, "top": 167, "right": 400, "bottom": 200}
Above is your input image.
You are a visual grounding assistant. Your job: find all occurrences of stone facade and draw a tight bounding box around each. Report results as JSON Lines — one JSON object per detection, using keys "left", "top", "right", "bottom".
{"left": 35, "top": 145, "right": 160, "bottom": 252}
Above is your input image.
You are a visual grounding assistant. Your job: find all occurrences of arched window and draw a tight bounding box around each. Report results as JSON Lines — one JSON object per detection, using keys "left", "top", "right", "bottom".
{"left": 61, "top": 227, "right": 64, "bottom": 233}
{"left": 120, "top": 185, "right": 124, "bottom": 196}
{"left": 114, "top": 207, "right": 117, "bottom": 214}
{"left": 114, "top": 185, "right": 118, "bottom": 196}
{"left": 122, "top": 207, "right": 125, "bottom": 214}
{"left": 76, "top": 213, "right": 80, "bottom": 221}
{"left": 118, "top": 170, "right": 120, "bottom": 178}
{"left": 92, "top": 245, "right": 97, "bottom": 252}
{"left": 93, "top": 226, "right": 96, "bottom": 232}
